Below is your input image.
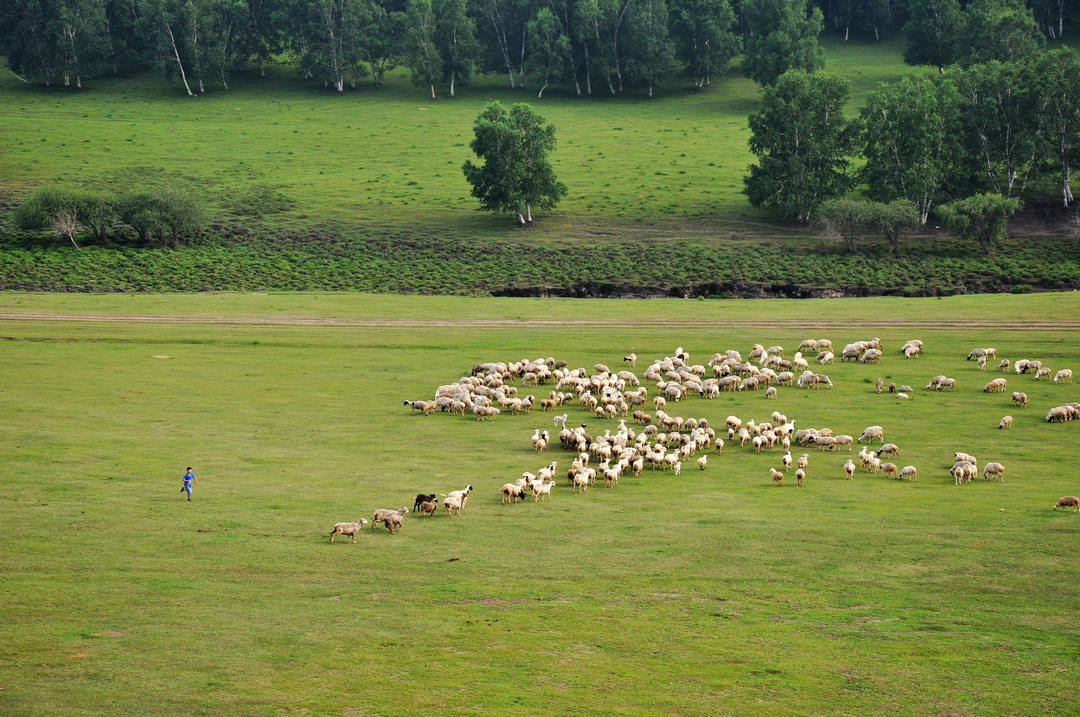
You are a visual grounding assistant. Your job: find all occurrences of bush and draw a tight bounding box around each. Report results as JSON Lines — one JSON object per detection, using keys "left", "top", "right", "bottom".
{"left": 1011, "top": 283, "right": 1033, "bottom": 294}
{"left": 116, "top": 188, "right": 203, "bottom": 245}
{"left": 13, "top": 186, "right": 81, "bottom": 232}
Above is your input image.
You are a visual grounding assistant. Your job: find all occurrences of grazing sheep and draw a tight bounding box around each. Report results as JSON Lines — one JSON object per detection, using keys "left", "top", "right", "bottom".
{"left": 843, "top": 460, "right": 856, "bottom": 480}
{"left": 888, "top": 383, "right": 896, "bottom": 393}
{"left": 371, "top": 507, "right": 409, "bottom": 534}
{"left": 952, "top": 462, "right": 973, "bottom": 486}
{"left": 1054, "top": 368, "right": 1073, "bottom": 384}
{"left": 900, "top": 465, "right": 918, "bottom": 482}
{"left": 1053, "top": 496, "right": 1080, "bottom": 511}
{"left": 1046, "top": 406, "right": 1070, "bottom": 422}
{"left": 697, "top": 455, "right": 707, "bottom": 470}
{"left": 982, "top": 462, "right": 1006, "bottom": 482}
{"left": 770, "top": 468, "right": 784, "bottom": 487}
{"left": 882, "top": 462, "right": 899, "bottom": 478}
{"left": 983, "top": 378, "right": 1007, "bottom": 393}
{"left": 877, "top": 443, "right": 900, "bottom": 458}
{"left": 860, "top": 348, "right": 883, "bottom": 364}
{"left": 1034, "top": 367, "right": 1053, "bottom": 381}
{"left": 999, "top": 415, "right": 1013, "bottom": 430}
{"left": 977, "top": 355, "right": 987, "bottom": 370}
{"left": 766, "top": 386, "right": 777, "bottom": 399}
{"left": 999, "top": 359, "right": 1010, "bottom": 372}
{"left": 417, "top": 499, "right": 439, "bottom": 516}
{"left": 858, "top": 425, "right": 884, "bottom": 444}
{"left": 329, "top": 519, "right": 369, "bottom": 543}
{"left": 795, "top": 468, "right": 806, "bottom": 486}
{"left": 1011, "top": 392, "right": 1028, "bottom": 408}
{"left": 897, "top": 392, "right": 910, "bottom": 400}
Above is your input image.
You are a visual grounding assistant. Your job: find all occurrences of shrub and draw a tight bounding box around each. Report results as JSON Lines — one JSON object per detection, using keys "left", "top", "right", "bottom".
{"left": 116, "top": 188, "right": 203, "bottom": 245}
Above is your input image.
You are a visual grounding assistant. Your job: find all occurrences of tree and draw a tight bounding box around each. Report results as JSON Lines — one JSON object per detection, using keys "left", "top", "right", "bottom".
{"left": 526, "top": 7, "right": 571, "bottom": 98}
{"left": 959, "top": 0, "right": 1043, "bottom": 66}
{"left": 956, "top": 60, "right": 1045, "bottom": 200}
{"left": 1037, "top": 48, "right": 1080, "bottom": 206}
{"left": 462, "top": 101, "right": 567, "bottom": 225}
{"left": 817, "top": 198, "right": 916, "bottom": 253}
{"left": 901, "top": 0, "right": 961, "bottom": 72}
{"left": 433, "top": 0, "right": 474, "bottom": 97}
{"left": 625, "top": 0, "right": 677, "bottom": 97}
{"left": 405, "top": 0, "right": 440, "bottom": 98}
{"left": 13, "top": 185, "right": 85, "bottom": 248}
{"left": 744, "top": 70, "right": 855, "bottom": 222}
{"left": 938, "top": 193, "right": 1021, "bottom": 257}
{"left": 859, "top": 75, "right": 964, "bottom": 224}
{"left": 669, "top": 0, "right": 739, "bottom": 88}
{"left": 741, "top": 0, "right": 824, "bottom": 86}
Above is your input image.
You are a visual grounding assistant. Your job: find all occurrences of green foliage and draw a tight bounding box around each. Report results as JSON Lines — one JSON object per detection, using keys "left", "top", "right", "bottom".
{"left": 1037, "top": 47, "right": 1080, "bottom": 208}
{"left": 959, "top": 0, "right": 1043, "bottom": 66}
{"left": 462, "top": 101, "right": 567, "bottom": 224}
{"left": 938, "top": 192, "right": 1021, "bottom": 257}
{"left": 901, "top": 0, "right": 962, "bottom": 72}
{"left": 625, "top": 0, "right": 678, "bottom": 97}
{"left": 669, "top": 0, "right": 740, "bottom": 88}
{"left": 817, "top": 198, "right": 916, "bottom": 253}
{"left": 12, "top": 185, "right": 82, "bottom": 232}
{"left": 231, "top": 184, "right": 297, "bottom": 217}
{"left": 858, "top": 74, "right": 964, "bottom": 223}
{"left": 744, "top": 70, "right": 855, "bottom": 223}
{"left": 406, "top": 0, "right": 441, "bottom": 97}
{"left": 740, "top": 0, "right": 825, "bottom": 86}
{"left": 526, "top": 7, "right": 572, "bottom": 97}
{"left": 116, "top": 188, "right": 204, "bottom": 245}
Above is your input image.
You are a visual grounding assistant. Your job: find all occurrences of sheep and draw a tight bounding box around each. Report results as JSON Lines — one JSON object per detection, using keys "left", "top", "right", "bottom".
{"left": 1034, "top": 367, "right": 1053, "bottom": 382}
{"left": 983, "top": 378, "right": 1007, "bottom": 393}
{"left": 765, "top": 386, "right": 777, "bottom": 399}
{"left": 1014, "top": 359, "right": 1030, "bottom": 374}
{"left": 860, "top": 348, "right": 883, "bottom": 364}
{"left": 443, "top": 485, "right": 473, "bottom": 517}
{"left": 714, "top": 438, "right": 725, "bottom": 455}
{"left": 417, "top": 499, "right": 439, "bottom": 516}
{"left": 797, "top": 454, "right": 809, "bottom": 471}
{"left": 770, "top": 468, "right": 784, "bottom": 487}
{"left": 1011, "top": 392, "right": 1028, "bottom": 407}
{"left": 1054, "top": 368, "right": 1073, "bottom": 384}
{"left": 782, "top": 451, "right": 793, "bottom": 470}
{"left": 867, "top": 456, "right": 882, "bottom": 474}
{"left": 881, "top": 462, "right": 899, "bottom": 478}
{"left": 877, "top": 443, "right": 900, "bottom": 458}
{"left": 371, "top": 507, "right": 409, "bottom": 534}
{"left": 623, "top": 352, "right": 637, "bottom": 367}
{"left": 858, "top": 425, "right": 884, "bottom": 444}
{"left": 413, "top": 493, "right": 437, "bottom": 513}
{"left": 875, "top": 377, "right": 884, "bottom": 394}
{"left": 1053, "top": 496, "right": 1080, "bottom": 511}
{"left": 954, "top": 452, "right": 977, "bottom": 465}
{"left": 672, "top": 461, "right": 682, "bottom": 476}
{"left": 329, "top": 519, "right": 369, "bottom": 543}
{"left": 501, "top": 483, "right": 527, "bottom": 503}
{"left": 897, "top": 392, "right": 910, "bottom": 400}
{"left": 967, "top": 348, "right": 988, "bottom": 361}
{"left": 982, "top": 462, "right": 1006, "bottom": 482}
{"left": 900, "top": 465, "right": 918, "bottom": 482}
{"left": 976, "top": 355, "right": 987, "bottom": 370}
{"left": 888, "top": 382, "right": 896, "bottom": 393}
{"left": 795, "top": 468, "right": 806, "bottom": 486}
{"left": 999, "top": 415, "right": 1013, "bottom": 430}
{"left": 1046, "top": 406, "right": 1070, "bottom": 422}
{"left": 404, "top": 399, "right": 435, "bottom": 415}
{"left": 998, "top": 359, "right": 1010, "bottom": 372}
{"left": 553, "top": 413, "right": 568, "bottom": 428}
{"left": 571, "top": 472, "right": 590, "bottom": 493}
{"left": 843, "top": 460, "right": 856, "bottom": 479}
{"left": 529, "top": 480, "right": 554, "bottom": 502}
{"left": 834, "top": 435, "right": 853, "bottom": 451}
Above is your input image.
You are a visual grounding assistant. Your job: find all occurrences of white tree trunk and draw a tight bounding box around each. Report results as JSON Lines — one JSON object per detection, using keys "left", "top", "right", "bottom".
{"left": 165, "top": 22, "right": 194, "bottom": 97}
{"left": 538, "top": 82, "right": 547, "bottom": 99}
{"left": 430, "top": 83, "right": 435, "bottom": 99}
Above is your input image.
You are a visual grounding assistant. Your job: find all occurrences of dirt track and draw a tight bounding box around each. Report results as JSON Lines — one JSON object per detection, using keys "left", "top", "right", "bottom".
{"left": 1, "top": 312, "right": 1078, "bottom": 331}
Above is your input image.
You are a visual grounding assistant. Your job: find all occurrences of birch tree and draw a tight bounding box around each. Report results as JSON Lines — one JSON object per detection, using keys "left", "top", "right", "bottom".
{"left": 959, "top": 0, "right": 1043, "bottom": 66}
{"left": 669, "top": 0, "right": 739, "bottom": 88}
{"left": 743, "top": 69, "right": 855, "bottom": 222}
{"left": 625, "top": 0, "right": 676, "bottom": 97}
{"left": 741, "top": 0, "right": 824, "bottom": 86}
{"left": 526, "top": 7, "right": 570, "bottom": 98}
{"left": 938, "top": 193, "right": 1021, "bottom": 257}
{"left": 433, "top": 0, "right": 474, "bottom": 97}
{"left": 901, "top": 0, "right": 961, "bottom": 72}
{"left": 859, "top": 75, "right": 964, "bottom": 224}
{"left": 1037, "top": 48, "right": 1080, "bottom": 206}
{"left": 406, "top": 0, "right": 440, "bottom": 97}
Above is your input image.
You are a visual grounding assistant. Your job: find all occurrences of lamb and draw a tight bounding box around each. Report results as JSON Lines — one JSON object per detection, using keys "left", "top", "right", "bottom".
{"left": 371, "top": 507, "right": 409, "bottom": 533}
{"left": 875, "top": 377, "right": 884, "bottom": 394}
{"left": 553, "top": 413, "right": 568, "bottom": 427}
{"left": 881, "top": 462, "right": 898, "bottom": 478}
{"left": 329, "top": 519, "right": 369, "bottom": 543}
{"left": 797, "top": 453, "right": 809, "bottom": 471}
{"left": 413, "top": 493, "right": 437, "bottom": 513}
{"left": 983, "top": 378, "right": 1007, "bottom": 393}
{"left": 770, "top": 468, "right": 784, "bottom": 487}
{"left": 417, "top": 499, "right": 439, "bottom": 516}
{"left": 1054, "top": 368, "right": 1073, "bottom": 384}
{"left": 858, "top": 425, "right": 884, "bottom": 444}
{"left": 1011, "top": 392, "right": 1028, "bottom": 407}
{"left": 795, "top": 468, "right": 806, "bottom": 486}
{"left": 998, "top": 415, "right": 1013, "bottom": 430}
{"left": 1053, "top": 496, "right": 1080, "bottom": 511}
{"left": 529, "top": 479, "right": 554, "bottom": 502}
{"left": 697, "top": 455, "right": 707, "bottom": 470}
{"left": 982, "top": 462, "right": 1006, "bottom": 482}
{"left": 998, "top": 359, "right": 1010, "bottom": 372}
{"left": 843, "top": 460, "right": 856, "bottom": 480}
{"left": 623, "top": 353, "right": 637, "bottom": 367}
{"left": 900, "top": 465, "right": 918, "bottom": 482}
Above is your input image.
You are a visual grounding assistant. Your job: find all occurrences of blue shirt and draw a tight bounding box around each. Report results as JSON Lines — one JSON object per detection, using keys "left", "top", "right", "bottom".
{"left": 183, "top": 472, "right": 194, "bottom": 484}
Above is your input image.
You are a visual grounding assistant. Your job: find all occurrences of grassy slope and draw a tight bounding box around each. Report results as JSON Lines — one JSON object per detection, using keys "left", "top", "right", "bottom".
{"left": 0, "top": 38, "right": 926, "bottom": 234}
{"left": 2, "top": 292, "right": 1079, "bottom": 715}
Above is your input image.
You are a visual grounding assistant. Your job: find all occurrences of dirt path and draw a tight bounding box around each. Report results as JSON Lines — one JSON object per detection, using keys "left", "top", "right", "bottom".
{"left": 1, "top": 312, "right": 1078, "bottom": 331}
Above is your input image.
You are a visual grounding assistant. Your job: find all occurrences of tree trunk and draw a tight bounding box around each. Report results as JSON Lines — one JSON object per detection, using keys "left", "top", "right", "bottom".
{"left": 516, "top": 212, "right": 526, "bottom": 225}
{"left": 430, "top": 83, "right": 436, "bottom": 99}
{"left": 450, "top": 72, "right": 455, "bottom": 97}
{"left": 538, "top": 82, "right": 547, "bottom": 99}
{"left": 525, "top": 205, "right": 532, "bottom": 223}
{"left": 1064, "top": 160, "right": 1073, "bottom": 207}
{"left": 583, "top": 43, "right": 592, "bottom": 96}
{"left": 165, "top": 21, "right": 194, "bottom": 97}
{"left": 519, "top": 22, "right": 526, "bottom": 88}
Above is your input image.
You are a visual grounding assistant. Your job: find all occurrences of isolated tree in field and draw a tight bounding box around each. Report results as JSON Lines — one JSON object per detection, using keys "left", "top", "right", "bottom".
{"left": 406, "top": 0, "right": 441, "bottom": 98}
{"left": 956, "top": 60, "right": 1045, "bottom": 200}
{"left": 1037, "top": 48, "right": 1080, "bottom": 206}
{"left": 462, "top": 101, "right": 567, "bottom": 225}
{"left": 959, "top": 0, "right": 1043, "bottom": 66}
{"left": 740, "top": 0, "right": 824, "bottom": 86}
{"left": 744, "top": 70, "right": 855, "bottom": 222}
{"left": 938, "top": 193, "right": 1021, "bottom": 257}
{"left": 669, "top": 0, "right": 739, "bottom": 88}
{"left": 902, "top": 0, "right": 962, "bottom": 72}
{"left": 859, "top": 75, "right": 964, "bottom": 224}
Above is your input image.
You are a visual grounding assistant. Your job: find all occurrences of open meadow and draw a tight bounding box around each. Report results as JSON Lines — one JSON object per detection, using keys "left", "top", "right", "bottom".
{"left": 2, "top": 291, "right": 1080, "bottom": 715}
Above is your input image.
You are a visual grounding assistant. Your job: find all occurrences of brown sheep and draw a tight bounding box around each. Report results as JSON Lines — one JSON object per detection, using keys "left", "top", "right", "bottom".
{"left": 795, "top": 468, "right": 806, "bottom": 487}
{"left": 329, "top": 519, "right": 369, "bottom": 543}
{"left": 371, "top": 507, "right": 409, "bottom": 533}
{"left": 1053, "top": 496, "right": 1080, "bottom": 511}
{"left": 770, "top": 467, "right": 784, "bottom": 487}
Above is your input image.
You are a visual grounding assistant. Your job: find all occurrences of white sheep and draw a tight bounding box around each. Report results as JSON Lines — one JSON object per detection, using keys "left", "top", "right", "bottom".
{"left": 983, "top": 378, "right": 1007, "bottom": 393}
{"left": 795, "top": 468, "right": 806, "bottom": 486}
{"left": 857, "top": 425, "right": 884, "bottom": 444}
{"left": 770, "top": 467, "right": 783, "bottom": 486}
{"left": 843, "top": 460, "right": 855, "bottom": 480}
{"left": 697, "top": 455, "right": 707, "bottom": 470}
{"left": 900, "top": 465, "right": 918, "bottom": 482}
{"left": 999, "top": 415, "right": 1013, "bottom": 430}
{"left": 329, "top": 519, "right": 369, "bottom": 543}
{"left": 1054, "top": 368, "right": 1073, "bottom": 384}
{"left": 982, "top": 462, "right": 1006, "bottom": 482}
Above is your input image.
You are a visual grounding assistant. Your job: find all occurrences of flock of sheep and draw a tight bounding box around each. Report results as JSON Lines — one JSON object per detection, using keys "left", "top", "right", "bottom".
{"left": 332, "top": 337, "right": 1077, "bottom": 541}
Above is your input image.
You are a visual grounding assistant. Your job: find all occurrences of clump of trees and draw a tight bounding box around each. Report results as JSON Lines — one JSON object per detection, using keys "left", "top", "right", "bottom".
{"left": 13, "top": 184, "right": 204, "bottom": 247}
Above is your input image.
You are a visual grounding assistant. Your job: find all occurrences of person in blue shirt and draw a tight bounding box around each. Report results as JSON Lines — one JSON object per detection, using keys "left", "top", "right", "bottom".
{"left": 180, "top": 467, "right": 197, "bottom": 501}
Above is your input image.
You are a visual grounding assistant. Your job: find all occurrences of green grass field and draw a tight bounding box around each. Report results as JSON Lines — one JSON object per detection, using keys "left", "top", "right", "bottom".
{"left": 3, "top": 291, "right": 1079, "bottom": 715}
{"left": 0, "top": 37, "right": 929, "bottom": 234}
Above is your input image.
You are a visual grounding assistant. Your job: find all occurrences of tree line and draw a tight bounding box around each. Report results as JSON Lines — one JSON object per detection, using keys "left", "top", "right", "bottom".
{"left": 2, "top": 0, "right": 1077, "bottom": 96}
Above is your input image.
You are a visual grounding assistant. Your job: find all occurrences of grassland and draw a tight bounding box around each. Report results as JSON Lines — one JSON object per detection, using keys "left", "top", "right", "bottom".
{"left": 2, "top": 291, "right": 1079, "bottom": 715}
